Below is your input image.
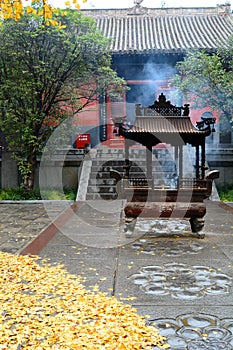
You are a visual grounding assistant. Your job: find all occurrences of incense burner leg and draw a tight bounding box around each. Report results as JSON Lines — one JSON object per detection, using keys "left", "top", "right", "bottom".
{"left": 189, "top": 217, "right": 205, "bottom": 238}
{"left": 124, "top": 217, "right": 137, "bottom": 237}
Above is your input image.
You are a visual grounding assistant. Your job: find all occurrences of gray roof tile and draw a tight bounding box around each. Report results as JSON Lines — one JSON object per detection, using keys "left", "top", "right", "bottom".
{"left": 82, "top": 7, "right": 233, "bottom": 54}
{"left": 127, "top": 116, "right": 208, "bottom": 134}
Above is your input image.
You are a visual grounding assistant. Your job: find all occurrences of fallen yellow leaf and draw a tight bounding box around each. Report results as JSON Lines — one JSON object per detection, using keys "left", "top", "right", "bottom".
{"left": 0, "top": 251, "right": 169, "bottom": 349}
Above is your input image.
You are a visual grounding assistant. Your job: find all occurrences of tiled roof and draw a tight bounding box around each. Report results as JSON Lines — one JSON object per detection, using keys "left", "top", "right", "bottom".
{"left": 126, "top": 116, "right": 209, "bottom": 134}
{"left": 82, "top": 7, "right": 233, "bottom": 54}
{"left": 120, "top": 115, "right": 210, "bottom": 146}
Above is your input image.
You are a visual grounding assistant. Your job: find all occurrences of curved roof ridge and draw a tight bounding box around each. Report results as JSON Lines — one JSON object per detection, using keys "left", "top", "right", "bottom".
{"left": 81, "top": 5, "right": 232, "bottom": 18}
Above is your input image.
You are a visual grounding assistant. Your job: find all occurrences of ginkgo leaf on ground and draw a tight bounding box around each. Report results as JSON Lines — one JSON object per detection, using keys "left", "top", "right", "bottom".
{"left": 0, "top": 251, "right": 169, "bottom": 349}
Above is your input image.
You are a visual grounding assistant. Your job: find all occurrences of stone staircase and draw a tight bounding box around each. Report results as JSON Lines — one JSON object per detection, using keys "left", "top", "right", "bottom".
{"left": 77, "top": 147, "right": 179, "bottom": 201}
{"left": 87, "top": 159, "right": 124, "bottom": 200}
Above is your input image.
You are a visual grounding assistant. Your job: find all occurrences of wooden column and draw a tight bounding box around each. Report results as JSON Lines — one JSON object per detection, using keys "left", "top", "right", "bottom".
{"left": 146, "top": 145, "right": 153, "bottom": 182}
{"left": 195, "top": 145, "right": 200, "bottom": 179}
{"left": 201, "top": 141, "right": 206, "bottom": 179}
{"left": 179, "top": 145, "right": 183, "bottom": 180}
{"left": 175, "top": 145, "right": 179, "bottom": 174}
{"left": 124, "top": 138, "right": 130, "bottom": 178}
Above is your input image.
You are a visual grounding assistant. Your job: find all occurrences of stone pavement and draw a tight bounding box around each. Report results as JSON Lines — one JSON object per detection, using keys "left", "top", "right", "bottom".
{"left": 1, "top": 199, "right": 233, "bottom": 349}
{"left": 0, "top": 201, "right": 71, "bottom": 254}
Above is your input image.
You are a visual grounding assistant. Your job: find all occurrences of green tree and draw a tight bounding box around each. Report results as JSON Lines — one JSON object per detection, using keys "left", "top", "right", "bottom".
{"left": 0, "top": 10, "right": 125, "bottom": 191}
{"left": 171, "top": 37, "right": 233, "bottom": 129}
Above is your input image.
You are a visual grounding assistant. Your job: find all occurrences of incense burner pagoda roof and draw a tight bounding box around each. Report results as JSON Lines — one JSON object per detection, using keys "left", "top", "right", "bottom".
{"left": 127, "top": 116, "right": 208, "bottom": 134}
{"left": 82, "top": 6, "right": 233, "bottom": 54}
{"left": 119, "top": 116, "right": 211, "bottom": 146}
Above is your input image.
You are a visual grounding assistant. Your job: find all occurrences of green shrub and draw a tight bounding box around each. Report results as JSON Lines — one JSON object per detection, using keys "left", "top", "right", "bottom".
{"left": 41, "top": 188, "right": 76, "bottom": 201}
{"left": 0, "top": 188, "right": 76, "bottom": 201}
{"left": 0, "top": 187, "right": 41, "bottom": 200}
{"left": 217, "top": 184, "right": 233, "bottom": 202}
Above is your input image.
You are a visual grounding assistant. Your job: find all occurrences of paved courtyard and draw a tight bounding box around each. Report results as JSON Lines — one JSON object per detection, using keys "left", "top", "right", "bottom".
{"left": 1, "top": 199, "right": 233, "bottom": 349}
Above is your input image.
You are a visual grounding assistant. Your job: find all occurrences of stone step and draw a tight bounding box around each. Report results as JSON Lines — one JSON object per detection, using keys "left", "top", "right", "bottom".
{"left": 89, "top": 178, "right": 116, "bottom": 186}
{"left": 95, "top": 154, "right": 174, "bottom": 162}
{"left": 85, "top": 148, "right": 178, "bottom": 200}
{"left": 92, "top": 161, "right": 125, "bottom": 167}
{"left": 76, "top": 146, "right": 196, "bottom": 200}
{"left": 86, "top": 193, "right": 118, "bottom": 200}
{"left": 89, "top": 170, "right": 175, "bottom": 179}
{"left": 95, "top": 148, "right": 174, "bottom": 157}
{"left": 95, "top": 157, "right": 174, "bottom": 164}
{"left": 87, "top": 185, "right": 117, "bottom": 194}
{"left": 91, "top": 164, "right": 176, "bottom": 172}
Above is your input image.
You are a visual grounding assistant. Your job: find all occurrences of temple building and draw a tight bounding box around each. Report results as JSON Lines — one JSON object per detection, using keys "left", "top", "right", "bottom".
{"left": 77, "top": 2, "right": 233, "bottom": 148}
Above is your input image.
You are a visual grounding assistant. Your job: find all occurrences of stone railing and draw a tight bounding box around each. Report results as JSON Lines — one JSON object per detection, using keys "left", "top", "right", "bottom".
{"left": 123, "top": 177, "right": 208, "bottom": 190}
{"left": 178, "top": 178, "right": 207, "bottom": 189}
{"left": 124, "top": 178, "right": 154, "bottom": 189}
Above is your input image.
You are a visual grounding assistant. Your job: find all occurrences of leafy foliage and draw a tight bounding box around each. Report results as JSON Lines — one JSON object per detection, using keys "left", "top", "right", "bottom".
{"left": 217, "top": 184, "right": 233, "bottom": 202}
{"left": 0, "top": 187, "right": 76, "bottom": 200}
{"left": 171, "top": 37, "right": 233, "bottom": 128}
{"left": 0, "top": 11, "right": 125, "bottom": 190}
{"left": 0, "top": 187, "right": 41, "bottom": 200}
{"left": 0, "top": 0, "right": 85, "bottom": 24}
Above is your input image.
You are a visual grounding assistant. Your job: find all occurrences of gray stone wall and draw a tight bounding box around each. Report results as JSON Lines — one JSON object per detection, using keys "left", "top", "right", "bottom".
{"left": 37, "top": 160, "right": 80, "bottom": 190}
{"left": 1, "top": 152, "right": 18, "bottom": 189}
{"left": 206, "top": 148, "right": 233, "bottom": 186}
{"left": 1, "top": 152, "right": 81, "bottom": 190}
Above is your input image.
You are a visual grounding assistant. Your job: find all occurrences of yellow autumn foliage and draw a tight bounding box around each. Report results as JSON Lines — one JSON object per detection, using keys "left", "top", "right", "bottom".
{"left": 0, "top": 0, "right": 86, "bottom": 24}
{"left": 0, "top": 251, "right": 170, "bottom": 349}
